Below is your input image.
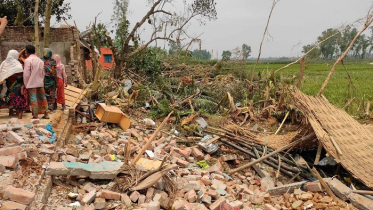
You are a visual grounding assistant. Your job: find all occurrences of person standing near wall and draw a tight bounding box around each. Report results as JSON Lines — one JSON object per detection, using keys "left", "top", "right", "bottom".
{"left": 0, "top": 50, "right": 24, "bottom": 116}
{"left": 23, "top": 45, "right": 49, "bottom": 119}
{"left": 52, "top": 54, "right": 67, "bottom": 109}
{"left": 0, "top": 16, "right": 7, "bottom": 37}
{"left": 41, "top": 48, "right": 57, "bottom": 111}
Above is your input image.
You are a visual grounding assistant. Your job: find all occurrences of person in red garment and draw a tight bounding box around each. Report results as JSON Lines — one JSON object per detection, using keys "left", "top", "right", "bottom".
{"left": 52, "top": 54, "right": 67, "bottom": 109}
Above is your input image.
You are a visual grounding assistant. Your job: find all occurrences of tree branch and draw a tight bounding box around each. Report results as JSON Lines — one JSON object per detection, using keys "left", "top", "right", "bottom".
{"left": 154, "top": 10, "right": 172, "bottom": 16}
{"left": 250, "top": 0, "right": 277, "bottom": 83}
{"left": 128, "top": 36, "right": 173, "bottom": 57}
{"left": 125, "top": 0, "right": 162, "bottom": 48}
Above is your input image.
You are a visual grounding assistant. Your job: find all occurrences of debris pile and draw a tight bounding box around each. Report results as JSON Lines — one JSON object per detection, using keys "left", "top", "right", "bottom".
{"left": 1, "top": 67, "right": 373, "bottom": 210}
{"left": 0, "top": 112, "right": 68, "bottom": 209}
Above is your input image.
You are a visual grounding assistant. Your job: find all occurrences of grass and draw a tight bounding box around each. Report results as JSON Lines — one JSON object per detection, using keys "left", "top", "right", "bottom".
{"left": 221, "top": 61, "right": 373, "bottom": 115}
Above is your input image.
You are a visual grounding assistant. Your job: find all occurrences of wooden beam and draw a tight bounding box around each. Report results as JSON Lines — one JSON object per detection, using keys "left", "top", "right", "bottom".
{"left": 131, "top": 112, "right": 173, "bottom": 166}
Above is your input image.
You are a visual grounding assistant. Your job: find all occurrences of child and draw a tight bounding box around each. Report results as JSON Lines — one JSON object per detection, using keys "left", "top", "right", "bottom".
{"left": 52, "top": 54, "right": 67, "bottom": 109}
{"left": 13, "top": 76, "right": 27, "bottom": 119}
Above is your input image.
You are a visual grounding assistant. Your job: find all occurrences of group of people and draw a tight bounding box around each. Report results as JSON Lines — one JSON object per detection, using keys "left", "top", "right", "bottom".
{"left": 0, "top": 45, "right": 67, "bottom": 119}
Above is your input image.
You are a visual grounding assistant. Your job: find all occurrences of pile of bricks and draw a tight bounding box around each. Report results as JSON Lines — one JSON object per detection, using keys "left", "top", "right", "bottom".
{"left": 3, "top": 116, "right": 371, "bottom": 210}
{"left": 42, "top": 125, "right": 285, "bottom": 209}
{"left": 0, "top": 118, "right": 56, "bottom": 170}
{"left": 0, "top": 117, "right": 62, "bottom": 209}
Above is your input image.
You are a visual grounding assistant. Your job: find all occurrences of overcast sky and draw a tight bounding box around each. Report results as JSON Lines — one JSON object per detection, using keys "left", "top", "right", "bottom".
{"left": 58, "top": 0, "right": 373, "bottom": 59}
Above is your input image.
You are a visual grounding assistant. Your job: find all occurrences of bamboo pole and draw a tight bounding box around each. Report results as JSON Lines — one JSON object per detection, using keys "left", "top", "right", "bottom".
{"left": 228, "top": 133, "right": 316, "bottom": 175}
{"left": 314, "top": 141, "right": 323, "bottom": 164}
{"left": 352, "top": 190, "right": 373, "bottom": 196}
{"left": 220, "top": 139, "right": 303, "bottom": 180}
{"left": 131, "top": 112, "right": 173, "bottom": 166}
{"left": 318, "top": 12, "right": 373, "bottom": 96}
{"left": 311, "top": 167, "right": 337, "bottom": 200}
{"left": 250, "top": 0, "right": 277, "bottom": 83}
{"left": 330, "top": 135, "right": 343, "bottom": 157}
{"left": 296, "top": 56, "right": 305, "bottom": 89}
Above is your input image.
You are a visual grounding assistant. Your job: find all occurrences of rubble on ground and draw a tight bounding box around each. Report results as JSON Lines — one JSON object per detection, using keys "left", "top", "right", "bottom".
{"left": 1, "top": 73, "right": 373, "bottom": 210}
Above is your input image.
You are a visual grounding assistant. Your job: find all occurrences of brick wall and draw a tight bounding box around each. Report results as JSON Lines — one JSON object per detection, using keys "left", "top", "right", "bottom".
{"left": 0, "top": 27, "right": 79, "bottom": 63}
{"left": 0, "top": 27, "right": 78, "bottom": 42}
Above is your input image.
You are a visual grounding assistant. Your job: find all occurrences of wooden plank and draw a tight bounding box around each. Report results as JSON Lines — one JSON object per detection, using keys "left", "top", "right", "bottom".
{"left": 65, "top": 100, "right": 76, "bottom": 108}
{"left": 66, "top": 85, "right": 85, "bottom": 93}
{"left": 64, "top": 85, "right": 86, "bottom": 108}
{"left": 65, "top": 94, "right": 84, "bottom": 102}
{"left": 65, "top": 92, "right": 85, "bottom": 99}
{"left": 311, "top": 167, "right": 338, "bottom": 200}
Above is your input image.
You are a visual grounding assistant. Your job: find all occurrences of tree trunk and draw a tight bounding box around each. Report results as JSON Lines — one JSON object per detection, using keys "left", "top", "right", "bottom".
{"left": 34, "top": 0, "right": 40, "bottom": 55}
{"left": 43, "top": 0, "right": 52, "bottom": 47}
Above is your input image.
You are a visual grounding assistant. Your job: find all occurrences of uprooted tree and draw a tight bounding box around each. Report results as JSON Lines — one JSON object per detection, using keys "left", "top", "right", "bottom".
{"left": 108, "top": 0, "right": 218, "bottom": 78}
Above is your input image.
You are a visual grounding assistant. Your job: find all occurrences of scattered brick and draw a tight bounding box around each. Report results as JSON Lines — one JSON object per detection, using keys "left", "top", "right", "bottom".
{"left": 100, "top": 190, "right": 121, "bottom": 200}
{"left": 0, "top": 156, "right": 18, "bottom": 168}
{"left": 3, "top": 186, "right": 35, "bottom": 205}
{"left": 81, "top": 190, "right": 96, "bottom": 205}
{"left": 94, "top": 197, "right": 106, "bottom": 209}
{"left": 0, "top": 146, "right": 22, "bottom": 156}
{"left": 6, "top": 131, "right": 25, "bottom": 144}
{"left": 0, "top": 201, "right": 27, "bottom": 210}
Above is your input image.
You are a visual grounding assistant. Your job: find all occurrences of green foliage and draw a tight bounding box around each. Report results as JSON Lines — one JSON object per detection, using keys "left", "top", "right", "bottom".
{"left": 168, "top": 41, "right": 182, "bottom": 55}
{"left": 150, "top": 98, "right": 173, "bottom": 119}
{"left": 222, "top": 51, "right": 232, "bottom": 61}
{"left": 92, "top": 23, "right": 110, "bottom": 48}
{"left": 165, "top": 52, "right": 218, "bottom": 66}
{"left": 129, "top": 47, "right": 163, "bottom": 80}
{"left": 192, "top": 97, "right": 218, "bottom": 114}
{"left": 0, "top": 0, "right": 71, "bottom": 26}
{"left": 304, "top": 26, "right": 373, "bottom": 59}
{"left": 196, "top": 160, "right": 210, "bottom": 169}
{"left": 243, "top": 62, "right": 373, "bottom": 115}
{"left": 302, "top": 44, "right": 321, "bottom": 59}
{"left": 242, "top": 44, "right": 251, "bottom": 60}
{"left": 191, "top": 49, "right": 211, "bottom": 60}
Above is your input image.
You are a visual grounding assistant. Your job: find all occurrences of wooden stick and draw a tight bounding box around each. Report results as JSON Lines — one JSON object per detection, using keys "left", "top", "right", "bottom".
{"left": 311, "top": 167, "right": 337, "bottom": 200}
{"left": 352, "top": 190, "right": 373, "bottom": 196}
{"left": 285, "top": 172, "right": 301, "bottom": 185}
{"left": 275, "top": 111, "right": 289, "bottom": 135}
{"left": 314, "top": 141, "right": 323, "bottom": 164}
{"left": 221, "top": 139, "right": 302, "bottom": 180}
{"left": 188, "top": 99, "right": 194, "bottom": 112}
{"left": 251, "top": 159, "right": 266, "bottom": 178}
{"left": 330, "top": 135, "right": 343, "bottom": 156}
{"left": 131, "top": 112, "right": 173, "bottom": 166}
{"left": 296, "top": 56, "right": 305, "bottom": 89}
{"left": 275, "top": 155, "right": 281, "bottom": 184}
{"left": 228, "top": 133, "right": 316, "bottom": 175}
{"left": 171, "top": 93, "right": 199, "bottom": 107}
{"left": 250, "top": 0, "right": 277, "bottom": 83}
{"left": 124, "top": 134, "right": 131, "bottom": 165}
{"left": 205, "top": 136, "right": 220, "bottom": 146}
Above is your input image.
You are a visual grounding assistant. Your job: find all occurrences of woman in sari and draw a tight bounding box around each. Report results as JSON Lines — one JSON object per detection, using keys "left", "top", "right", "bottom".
{"left": 18, "top": 48, "right": 31, "bottom": 112}
{"left": 0, "top": 50, "right": 24, "bottom": 116}
{"left": 52, "top": 54, "right": 67, "bottom": 109}
{"left": 41, "top": 48, "right": 57, "bottom": 110}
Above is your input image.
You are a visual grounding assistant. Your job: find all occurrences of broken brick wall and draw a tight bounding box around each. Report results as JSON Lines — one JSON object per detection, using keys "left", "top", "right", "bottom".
{"left": 0, "top": 27, "right": 80, "bottom": 65}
